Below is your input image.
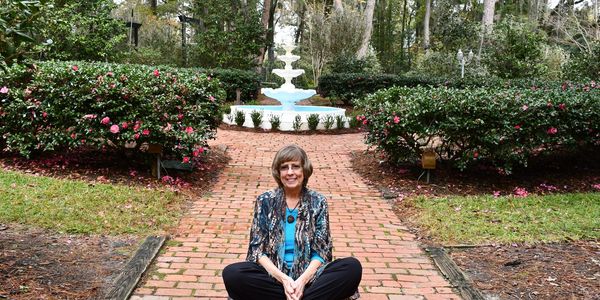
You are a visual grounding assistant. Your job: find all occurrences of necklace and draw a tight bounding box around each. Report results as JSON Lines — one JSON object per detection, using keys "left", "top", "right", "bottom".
{"left": 286, "top": 200, "right": 300, "bottom": 224}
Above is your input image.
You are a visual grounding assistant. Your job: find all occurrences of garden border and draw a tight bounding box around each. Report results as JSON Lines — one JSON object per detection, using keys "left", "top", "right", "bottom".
{"left": 104, "top": 235, "right": 167, "bottom": 300}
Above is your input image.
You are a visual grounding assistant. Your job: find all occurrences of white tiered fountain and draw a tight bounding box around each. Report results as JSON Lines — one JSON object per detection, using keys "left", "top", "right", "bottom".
{"left": 223, "top": 43, "right": 347, "bottom": 131}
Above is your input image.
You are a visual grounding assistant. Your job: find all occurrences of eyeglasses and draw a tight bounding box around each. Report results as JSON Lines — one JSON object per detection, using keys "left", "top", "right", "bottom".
{"left": 279, "top": 163, "right": 302, "bottom": 173}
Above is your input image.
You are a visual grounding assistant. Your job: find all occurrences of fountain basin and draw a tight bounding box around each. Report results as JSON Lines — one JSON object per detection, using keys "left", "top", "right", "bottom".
{"left": 262, "top": 88, "right": 317, "bottom": 109}
{"left": 224, "top": 105, "right": 347, "bottom": 131}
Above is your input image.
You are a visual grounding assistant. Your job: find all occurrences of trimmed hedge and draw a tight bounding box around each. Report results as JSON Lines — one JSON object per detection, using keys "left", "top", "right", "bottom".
{"left": 0, "top": 61, "right": 225, "bottom": 162}
{"left": 353, "top": 85, "right": 600, "bottom": 173}
{"left": 318, "top": 73, "right": 596, "bottom": 105}
{"left": 203, "top": 68, "right": 261, "bottom": 102}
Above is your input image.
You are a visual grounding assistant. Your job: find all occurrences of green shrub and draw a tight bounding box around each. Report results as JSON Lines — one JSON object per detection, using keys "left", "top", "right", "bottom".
{"left": 0, "top": 60, "right": 225, "bottom": 162}
{"left": 250, "top": 110, "right": 263, "bottom": 128}
{"left": 203, "top": 68, "right": 261, "bottom": 102}
{"left": 307, "top": 114, "right": 320, "bottom": 131}
{"left": 323, "top": 115, "right": 334, "bottom": 130}
{"left": 348, "top": 114, "right": 362, "bottom": 129}
{"left": 335, "top": 115, "right": 345, "bottom": 129}
{"left": 234, "top": 110, "right": 246, "bottom": 126}
{"left": 354, "top": 85, "right": 600, "bottom": 173}
{"left": 269, "top": 114, "right": 281, "bottom": 131}
{"left": 292, "top": 115, "right": 302, "bottom": 131}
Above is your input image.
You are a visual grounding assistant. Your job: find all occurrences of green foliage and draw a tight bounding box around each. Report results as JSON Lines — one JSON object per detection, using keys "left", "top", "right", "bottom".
{"left": 335, "top": 115, "right": 345, "bottom": 129}
{"left": 0, "top": 61, "right": 224, "bottom": 161}
{"left": 322, "top": 115, "right": 334, "bottom": 130}
{"left": 563, "top": 42, "right": 600, "bottom": 81}
{"left": 292, "top": 115, "right": 302, "bottom": 132}
{"left": 0, "top": 169, "right": 183, "bottom": 234}
{"left": 0, "top": 0, "right": 49, "bottom": 69}
{"left": 250, "top": 110, "right": 263, "bottom": 128}
{"left": 38, "top": 0, "right": 126, "bottom": 61}
{"left": 204, "top": 68, "right": 261, "bottom": 101}
{"left": 318, "top": 73, "right": 407, "bottom": 105}
{"left": 307, "top": 113, "right": 320, "bottom": 131}
{"left": 413, "top": 192, "right": 600, "bottom": 244}
{"left": 484, "top": 17, "right": 547, "bottom": 79}
{"left": 354, "top": 85, "right": 600, "bottom": 173}
{"left": 329, "top": 54, "right": 382, "bottom": 74}
{"left": 234, "top": 110, "right": 246, "bottom": 126}
{"left": 348, "top": 113, "right": 362, "bottom": 129}
{"left": 269, "top": 114, "right": 281, "bottom": 131}
{"left": 190, "top": 0, "right": 264, "bottom": 69}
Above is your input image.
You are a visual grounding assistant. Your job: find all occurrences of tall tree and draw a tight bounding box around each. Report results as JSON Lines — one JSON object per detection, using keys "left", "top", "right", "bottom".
{"left": 357, "top": 0, "right": 376, "bottom": 59}
{"left": 478, "top": 0, "right": 497, "bottom": 58}
{"left": 256, "top": 0, "right": 272, "bottom": 71}
{"left": 423, "top": 0, "right": 431, "bottom": 50}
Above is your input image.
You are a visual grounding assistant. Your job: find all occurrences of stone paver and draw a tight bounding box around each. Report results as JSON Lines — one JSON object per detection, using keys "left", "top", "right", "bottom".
{"left": 131, "top": 130, "right": 460, "bottom": 300}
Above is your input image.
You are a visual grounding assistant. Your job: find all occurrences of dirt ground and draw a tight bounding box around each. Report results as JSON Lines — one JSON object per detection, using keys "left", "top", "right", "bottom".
{"left": 351, "top": 148, "right": 600, "bottom": 300}
{"left": 0, "top": 147, "right": 229, "bottom": 299}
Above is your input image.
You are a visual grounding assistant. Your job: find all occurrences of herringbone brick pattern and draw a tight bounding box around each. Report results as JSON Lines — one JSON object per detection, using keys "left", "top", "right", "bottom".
{"left": 131, "top": 130, "right": 460, "bottom": 300}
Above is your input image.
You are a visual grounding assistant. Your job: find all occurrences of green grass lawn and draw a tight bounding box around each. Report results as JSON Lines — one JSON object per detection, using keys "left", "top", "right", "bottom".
{"left": 412, "top": 192, "right": 600, "bottom": 244}
{"left": 0, "top": 169, "right": 184, "bottom": 235}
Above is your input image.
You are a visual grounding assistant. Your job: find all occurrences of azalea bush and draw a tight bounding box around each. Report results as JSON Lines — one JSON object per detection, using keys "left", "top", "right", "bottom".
{"left": 354, "top": 85, "right": 600, "bottom": 173}
{"left": 0, "top": 60, "right": 225, "bottom": 163}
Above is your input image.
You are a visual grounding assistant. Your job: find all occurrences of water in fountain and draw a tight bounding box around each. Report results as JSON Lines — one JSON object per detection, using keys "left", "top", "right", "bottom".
{"left": 223, "top": 43, "right": 347, "bottom": 131}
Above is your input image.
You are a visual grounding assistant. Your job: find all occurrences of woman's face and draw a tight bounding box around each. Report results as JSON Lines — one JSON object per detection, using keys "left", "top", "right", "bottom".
{"left": 279, "top": 160, "right": 304, "bottom": 192}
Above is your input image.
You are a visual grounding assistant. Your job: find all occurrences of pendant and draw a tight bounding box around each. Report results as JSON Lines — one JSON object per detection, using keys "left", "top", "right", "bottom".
{"left": 287, "top": 215, "right": 295, "bottom": 223}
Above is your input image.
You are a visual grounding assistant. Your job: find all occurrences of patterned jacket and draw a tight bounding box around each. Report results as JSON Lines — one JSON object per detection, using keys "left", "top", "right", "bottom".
{"left": 246, "top": 187, "right": 360, "bottom": 299}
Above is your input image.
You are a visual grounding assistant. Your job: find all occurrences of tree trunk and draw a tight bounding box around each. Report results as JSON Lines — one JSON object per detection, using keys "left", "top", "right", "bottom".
{"left": 478, "top": 0, "right": 496, "bottom": 60}
{"left": 423, "top": 0, "right": 431, "bottom": 51}
{"left": 295, "top": 3, "right": 306, "bottom": 44}
{"left": 357, "top": 0, "right": 376, "bottom": 59}
{"left": 400, "top": 0, "right": 408, "bottom": 63}
{"left": 256, "top": 0, "right": 272, "bottom": 72}
{"left": 150, "top": 0, "right": 157, "bottom": 15}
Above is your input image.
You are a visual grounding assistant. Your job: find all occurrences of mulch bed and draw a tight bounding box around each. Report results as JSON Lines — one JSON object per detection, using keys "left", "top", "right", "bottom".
{"left": 350, "top": 149, "right": 600, "bottom": 299}
{"left": 0, "top": 147, "right": 229, "bottom": 299}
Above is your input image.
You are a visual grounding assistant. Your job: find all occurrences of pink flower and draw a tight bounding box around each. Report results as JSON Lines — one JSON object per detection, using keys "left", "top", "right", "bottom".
{"left": 70, "top": 133, "right": 77, "bottom": 139}
{"left": 0, "top": 86, "right": 8, "bottom": 94}
{"left": 514, "top": 124, "right": 521, "bottom": 129}
{"left": 362, "top": 119, "right": 368, "bottom": 125}
{"left": 110, "top": 125, "right": 120, "bottom": 134}
{"left": 185, "top": 126, "right": 194, "bottom": 134}
{"left": 100, "top": 117, "right": 110, "bottom": 125}
{"left": 72, "top": 65, "right": 79, "bottom": 71}
{"left": 121, "top": 122, "right": 128, "bottom": 129}
{"left": 106, "top": 71, "right": 114, "bottom": 77}
{"left": 493, "top": 191, "right": 501, "bottom": 198}
{"left": 547, "top": 102, "right": 553, "bottom": 107}
{"left": 42, "top": 112, "right": 48, "bottom": 118}
{"left": 134, "top": 133, "right": 140, "bottom": 140}
{"left": 84, "top": 114, "right": 97, "bottom": 119}
{"left": 521, "top": 105, "right": 529, "bottom": 111}
{"left": 207, "top": 76, "right": 212, "bottom": 81}
{"left": 473, "top": 152, "right": 479, "bottom": 159}
{"left": 161, "top": 175, "right": 174, "bottom": 184}
{"left": 193, "top": 147, "right": 205, "bottom": 157}
{"left": 547, "top": 127, "right": 558, "bottom": 135}
{"left": 153, "top": 69, "right": 160, "bottom": 77}
{"left": 177, "top": 113, "right": 184, "bottom": 120}
{"left": 393, "top": 116, "right": 400, "bottom": 124}
{"left": 182, "top": 157, "right": 190, "bottom": 164}
{"left": 356, "top": 115, "right": 361, "bottom": 120}
{"left": 592, "top": 184, "right": 600, "bottom": 190}
{"left": 163, "top": 123, "right": 172, "bottom": 132}
{"left": 209, "top": 95, "right": 215, "bottom": 102}
{"left": 539, "top": 183, "right": 558, "bottom": 192}
{"left": 133, "top": 123, "right": 140, "bottom": 132}
{"left": 142, "top": 129, "right": 150, "bottom": 136}
{"left": 513, "top": 187, "right": 529, "bottom": 198}
{"left": 558, "top": 103, "right": 566, "bottom": 110}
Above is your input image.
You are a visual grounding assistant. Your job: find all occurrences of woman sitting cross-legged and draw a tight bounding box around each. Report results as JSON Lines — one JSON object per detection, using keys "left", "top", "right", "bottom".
{"left": 222, "top": 144, "right": 362, "bottom": 300}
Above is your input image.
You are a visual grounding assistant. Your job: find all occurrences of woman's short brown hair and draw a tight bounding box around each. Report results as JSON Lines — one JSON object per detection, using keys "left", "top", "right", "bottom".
{"left": 271, "top": 144, "right": 313, "bottom": 188}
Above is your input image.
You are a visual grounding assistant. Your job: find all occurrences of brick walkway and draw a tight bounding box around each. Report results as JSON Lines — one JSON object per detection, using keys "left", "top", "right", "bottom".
{"left": 131, "top": 129, "right": 460, "bottom": 300}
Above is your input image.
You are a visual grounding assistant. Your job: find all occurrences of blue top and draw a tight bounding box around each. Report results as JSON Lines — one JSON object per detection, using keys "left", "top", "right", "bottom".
{"left": 284, "top": 208, "right": 324, "bottom": 269}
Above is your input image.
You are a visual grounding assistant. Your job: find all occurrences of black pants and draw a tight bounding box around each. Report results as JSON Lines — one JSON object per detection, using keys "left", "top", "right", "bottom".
{"left": 222, "top": 257, "right": 362, "bottom": 300}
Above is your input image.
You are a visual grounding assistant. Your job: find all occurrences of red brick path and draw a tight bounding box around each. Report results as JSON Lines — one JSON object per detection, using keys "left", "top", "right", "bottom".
{"left": 131, "top": 129, "right": 460, "bottom": 300}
